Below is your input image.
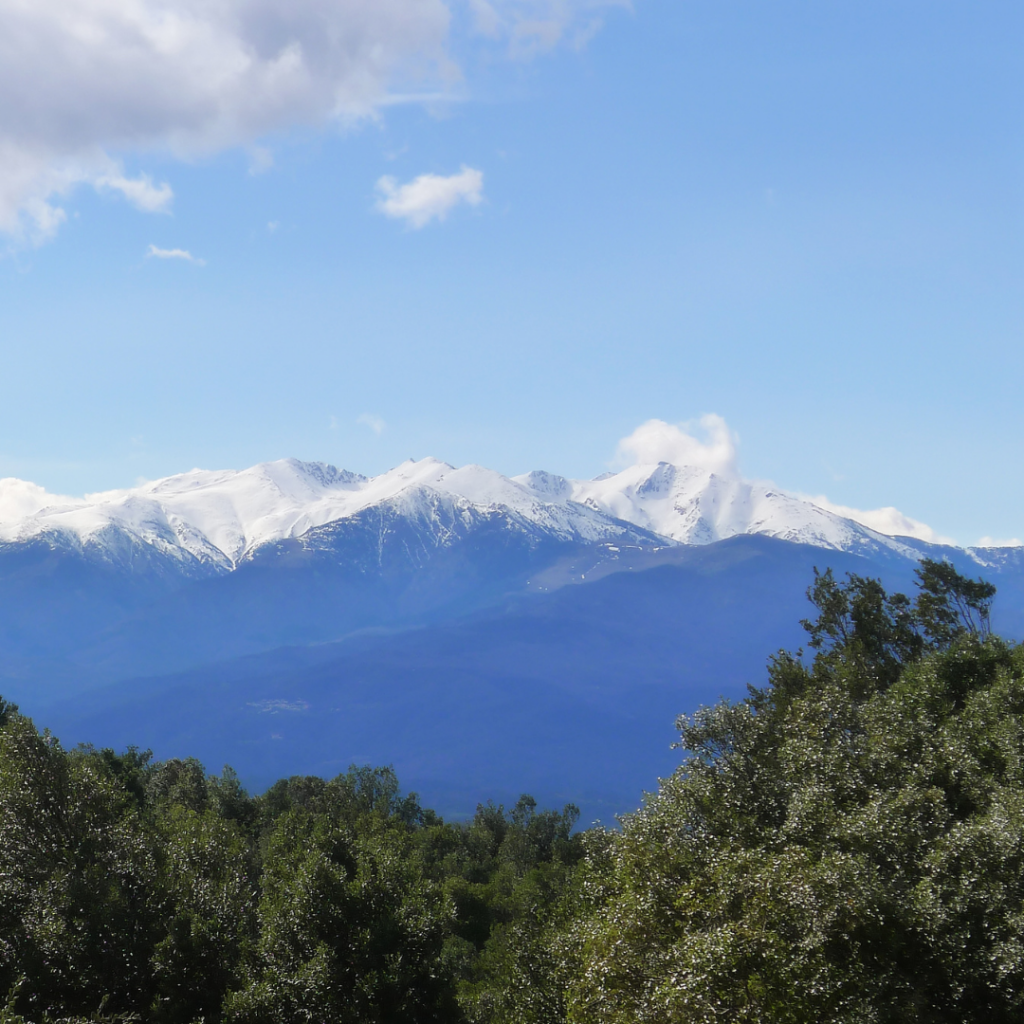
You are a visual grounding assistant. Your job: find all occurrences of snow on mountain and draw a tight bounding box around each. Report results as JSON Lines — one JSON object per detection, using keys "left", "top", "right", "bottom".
{"left": 566, "top": 462, "right": 921, "bottom": 557}
{"left": 0, "top": 457, "right": 655, "bottom": 568}
{"left": 0, "top": 461, "right": 363, "bottom": 569}
{"left": 0, "top": 453, "right": 956, "bottom": 572}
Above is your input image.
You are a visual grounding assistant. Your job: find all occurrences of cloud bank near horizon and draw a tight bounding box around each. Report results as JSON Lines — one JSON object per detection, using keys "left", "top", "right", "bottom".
{"left": 357, "top": 413, "right": 388, "bottom": 435}
{"left": 0, "top": 478, "right": 81, "bottom": 523}
{"left": 0, "top": 0, "right": 624, "bottom": 242}
{"left": 805, "top": 494, "right": 955, "bottom": 547}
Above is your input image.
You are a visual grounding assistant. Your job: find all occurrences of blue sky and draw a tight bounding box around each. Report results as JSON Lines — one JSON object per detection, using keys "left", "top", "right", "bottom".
{"left": 0, "top": 0, "right": 1021, "bottom": 545}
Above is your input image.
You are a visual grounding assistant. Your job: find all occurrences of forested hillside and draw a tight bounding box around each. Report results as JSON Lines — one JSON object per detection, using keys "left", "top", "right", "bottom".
{"left": 2, "top": 560, "right": 1023, "bottom": 1023}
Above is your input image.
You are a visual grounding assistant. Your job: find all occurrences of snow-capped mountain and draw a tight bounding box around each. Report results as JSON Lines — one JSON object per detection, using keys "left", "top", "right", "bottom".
{"left": 0, "top": 455, "right": 953, "bottom": 571}
{"left": 563, "top": 463, "right": 921, "bottom": 556}
{"left": 0, "top": 458, "right": 659, "bottom": 571}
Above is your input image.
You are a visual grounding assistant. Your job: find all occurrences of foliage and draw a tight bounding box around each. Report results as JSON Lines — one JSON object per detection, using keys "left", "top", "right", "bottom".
{"left": 558, "top": 559, "right": 1024, "bottom": 1023}
{"left": 0, "top": 721, "right": 160, "bottom": 1017}
{"left": 0, "top": 712, "right": 580, "bottom": 1022}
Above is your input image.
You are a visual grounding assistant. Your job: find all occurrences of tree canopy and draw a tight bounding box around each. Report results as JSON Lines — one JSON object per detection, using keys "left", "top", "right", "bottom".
{"left": 555, "top": 559, "right": 1023, "bottom": 1023}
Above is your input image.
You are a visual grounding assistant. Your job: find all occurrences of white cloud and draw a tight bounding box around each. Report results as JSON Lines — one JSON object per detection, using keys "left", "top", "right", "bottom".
{"left": 975, "top": 536, "right": 1023, "bottom": 549}
{"left": 0, "top": 144, "right": 79, "bottom": 242}
{"left": 805, "top": 495, "right": 955, "bottom": 546}
{"left": 146, "top": 244, "right": 204, "bottom": 265}
{"left": 0, "top": 144, "right": 172, "bottom": 241}
{"left": 616, "top": 415, "right": 739, "bottom": 476}
{"left": 357, "top": 413, "right": 387, "bottom": 435}
{"left": 0, "top": 478, "right": 80, "bottom": 522}
{"left": 375, "top": 166, "right": 483, "bottom": 228}
{"left": 19, "top": 197, "right": 67, "bottom": 245}
{"left": 97, "top": 173, "right": 173, "bottom": 213}
{"left": 0, "top": 0, "right": 623, "bottom": 242}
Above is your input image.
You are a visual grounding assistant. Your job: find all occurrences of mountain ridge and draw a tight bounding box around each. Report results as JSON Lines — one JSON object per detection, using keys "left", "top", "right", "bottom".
{"left": 0, "top": 455, "right": 1003, "bottom": 573}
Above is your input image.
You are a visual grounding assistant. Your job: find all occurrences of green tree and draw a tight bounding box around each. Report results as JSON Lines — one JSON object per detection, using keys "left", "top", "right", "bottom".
{"left": 0, "top": 713, "right": 160, "bottom": 1018}
{"left": 225, "top": 791, "right": 458, "bottom": 1023}
{"left": 149, "top": 804, "right": 257, "bottom": 1024}
{"left": 557, "top": 564, "right": 1024, "bottom": 1023}
{"left": 454, "top": 797, "right": 583, "bottom": 1024}
{"left": 915, "top": 557, "right": 996, "bottom": 646}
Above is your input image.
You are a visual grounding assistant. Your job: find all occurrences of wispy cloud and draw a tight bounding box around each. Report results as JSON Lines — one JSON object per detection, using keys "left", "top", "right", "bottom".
{"left": 357, "top": 414, "right": 387, "bottom": 435}
{"left": 468, "top": 0, "right": 504, "bottom": 37}
{"left": 375, "top": 166, "right": 484, "bottom": 228}
{"left": 469, "top": 0, "right": 631, "bottom": 56}
{"left": 975, "top": 536, "right": 1023, "bottom": 549}
{"left": 146, "top": 245, "right": 205, "bottom": 265}
{"left": 0, "top": 152, "right": 172, "bottom": 244}
{"left": 248, "top": 147, "right": 274, "bottom": 176}
{"left": 17, "top": 195, "right": 67, "bottom": 245}
{"left": 97, "top": 173, "right": 172, "bottom": 213}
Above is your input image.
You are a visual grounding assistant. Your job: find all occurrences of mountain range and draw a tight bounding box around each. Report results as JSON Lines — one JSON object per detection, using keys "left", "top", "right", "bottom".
{"left": 2, "top": 456, "right": 1021, "bottom": 820}
{"left": 0, "top": 455, "right": 962, "bottom": 565}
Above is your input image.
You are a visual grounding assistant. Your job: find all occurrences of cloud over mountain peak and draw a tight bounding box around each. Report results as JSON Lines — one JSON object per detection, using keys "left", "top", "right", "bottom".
{"left": 615, "top": 416, "right": 738, "bottom": 476}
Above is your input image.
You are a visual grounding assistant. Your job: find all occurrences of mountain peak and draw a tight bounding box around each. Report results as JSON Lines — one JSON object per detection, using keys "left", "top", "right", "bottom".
{"left": 511, "top": 470, "right": 572, "bottom": 501}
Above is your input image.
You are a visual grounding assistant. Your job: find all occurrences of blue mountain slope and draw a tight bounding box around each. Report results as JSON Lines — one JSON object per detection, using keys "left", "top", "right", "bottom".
{"left": 0, "top": 504, "right": 661, "bottom": 701}
{"left": 37, "top": 534, "right": 1008, "bottom": 823}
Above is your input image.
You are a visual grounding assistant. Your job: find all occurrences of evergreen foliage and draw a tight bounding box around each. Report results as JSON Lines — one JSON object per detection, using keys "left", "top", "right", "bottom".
{"left": 0, "top": 558, "right": 1021, "bottom": 1022}
{"left": 558, "top": 559, "right": 1024, "bottom": 1023}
